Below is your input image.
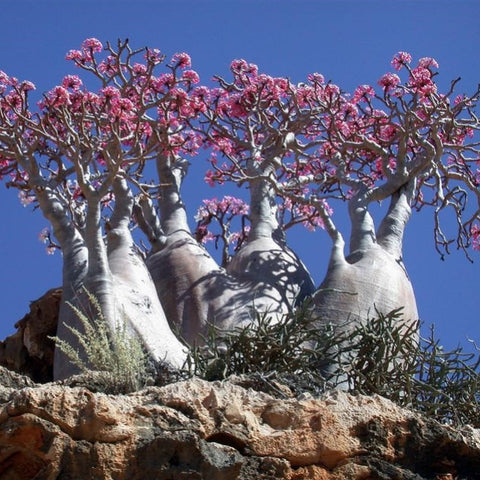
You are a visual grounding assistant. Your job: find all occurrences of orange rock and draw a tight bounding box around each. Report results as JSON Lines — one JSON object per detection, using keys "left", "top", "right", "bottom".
{"left": 0, "top": 372, "right": 478, "bottom": 479}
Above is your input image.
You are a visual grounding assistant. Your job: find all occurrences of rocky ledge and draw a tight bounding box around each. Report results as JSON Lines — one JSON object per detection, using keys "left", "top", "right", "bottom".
{"left": 0, "top": 367, "right": 479, "bottom": 479}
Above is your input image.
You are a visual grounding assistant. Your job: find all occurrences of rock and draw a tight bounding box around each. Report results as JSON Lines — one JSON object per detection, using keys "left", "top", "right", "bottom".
{"left": 0, "top": 288, "right": 61, "bottom": 383}
{"left": 0, "top": 374, "right": 479, "bottom": 479}
{"left": 0, "top": 366, "right": 36, "bottom": 404}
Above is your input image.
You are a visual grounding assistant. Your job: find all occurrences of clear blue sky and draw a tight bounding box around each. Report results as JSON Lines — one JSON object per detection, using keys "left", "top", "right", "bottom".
{"left": 0, "top": 0, "right": 479, "bottom": 350}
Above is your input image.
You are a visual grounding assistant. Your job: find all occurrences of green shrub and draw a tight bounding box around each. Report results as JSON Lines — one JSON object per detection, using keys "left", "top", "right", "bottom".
{"left": 50, "top": 288, "right": 149, "bottom": 394}
{"left": 183, "top": 304, "right": 480, "bottom": 427}
{"left": 183, "top": 302, "right": 329, "bottom": 390}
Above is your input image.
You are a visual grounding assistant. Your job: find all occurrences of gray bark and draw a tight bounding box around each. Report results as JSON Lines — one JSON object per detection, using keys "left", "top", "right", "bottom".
{"left": 313, "top": 185, "right": 418, "bottom": 341}
{"left": 143, "top": 155, "right": 313, "bottom": 346}
{"left": 36, "top": 187, "right": 89, "bottom": 380}
{"left": 311, "top": 186, "right": 419, "bottom": 383}
{"left": 227, "top": 176, "right": 315, "bottom": 308}
{"left": 37, "top": 178, "right": 186, "bottom": 380}
{"left": 147, "top": 231, "right": 280, "bottom": 345}
{"left": 106, "top": 178, "right": 187, "bottom": 368}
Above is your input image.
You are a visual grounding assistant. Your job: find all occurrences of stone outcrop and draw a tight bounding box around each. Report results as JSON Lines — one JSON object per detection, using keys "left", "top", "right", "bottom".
{"left": 0, "top": 289, "right": 479, "bottom": 478}
{"left": 0, "top": 368, "right": 479, "bottom": 479}
{"left": 0, "top": 288, "right": 60, "bottom": 383}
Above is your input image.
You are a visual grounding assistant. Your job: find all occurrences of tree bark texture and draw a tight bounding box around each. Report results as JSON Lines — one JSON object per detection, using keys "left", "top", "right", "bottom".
{"left": 313, "top": 188, "right": 418, "bottom": 334}
{"left": 38, "top": 180, "right": 186, "bottom": 380}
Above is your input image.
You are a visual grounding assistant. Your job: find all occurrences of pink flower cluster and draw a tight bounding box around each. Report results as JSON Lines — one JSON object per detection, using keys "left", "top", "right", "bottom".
{"left": 195, "top": 196, "right": 249, "bottom": 247}
{"left": 471, "top": 224, "right": 480, "bottom": 251}
{"left": 391, "top": 51, "right": 412, "bottom": 71}
{"left": 171, "top": 52, "right": 192, "bottom": 69}
{"left": 378, "top": 73, "right": 401, "bottom": 92}
{"left": 196, "top": 196, "right": 249, "bottom": 222}
{"left": 409, "top": 66, "right": 437, "bottom": 97}
{"left": 379, "top": 52, "right": 440, "bottom": 99}
{"left": 36, "top": 39, "right": 206, "bottom": 160}
{"left": 352, "top": 84, "right": 375, "bottom": 103}
{"left": 66, "top": 37, "right": 103, "bottom": 64}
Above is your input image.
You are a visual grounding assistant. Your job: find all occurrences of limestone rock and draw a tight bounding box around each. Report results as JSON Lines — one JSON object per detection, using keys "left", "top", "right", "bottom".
{"left": 0, "top": 288, "right": 60, "bottom": 383}
{"left": 0, "top": 370, "right": 479, "bottom": 479}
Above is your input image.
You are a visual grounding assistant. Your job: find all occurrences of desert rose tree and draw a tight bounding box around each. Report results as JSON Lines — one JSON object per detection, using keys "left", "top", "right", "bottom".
{"left": 197, "top": 60, "right": 317, "bottom": 309}
{"left": 134, "top": 129, "right": 314, "bottom": 345}
{"left": 197, "top": 54, "right": 480, "bottom": 354}
{"left": 0, "top": 39, "right": 191, "bottom": 379}
{"left": 301, "top": 53, "right": 480, "bottom": 334}
{"left": 1, "top": 39, "right": 479, "bottom": 380}
{"left": 131, "top": 56, "right": 316, "bottom": 344}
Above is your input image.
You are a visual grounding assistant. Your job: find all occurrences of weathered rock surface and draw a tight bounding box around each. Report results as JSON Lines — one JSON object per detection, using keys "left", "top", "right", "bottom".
{"left": 0, "top": 367, "right": 479, "bottom": 479}
{"left": 0, "top": 288, "right": 60, "bottom": 383}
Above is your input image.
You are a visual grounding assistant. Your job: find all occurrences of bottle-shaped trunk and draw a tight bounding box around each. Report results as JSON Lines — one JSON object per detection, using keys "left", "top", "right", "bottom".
{"left": 313, "top": 246, "right": 418, "bottom": 328}
{"left": 143, "top": 156, "right": 304, "bottom": 345}
{"left": 107, "top": 178, "right": 186, "bottom": 368}
{"left": 227, "top": 177, "right": 315, "bottom": 308}
{"left": 40, "top": 180, "right": 186, "bottom": 380}
{"left": 36, "top": 187, "right": 90, "bottom": 380}
{"left": 312, "top": 188, "right": 419, "bottom": 380}
{"left": 314, "top": 188, "right": 418, "bottom": 326}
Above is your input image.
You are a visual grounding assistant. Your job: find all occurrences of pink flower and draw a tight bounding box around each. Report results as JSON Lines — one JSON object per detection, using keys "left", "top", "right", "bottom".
{"left": 341, "top": 102, "right": 358, "bottom": 120}
{"left": 145, "top": 48, "right": 164, "bottom": 65}
{"left": 295, "top": 85, "right": 314, "bottom": 107}
{"left": 7, "top": 76, "right": 18, "bottom": 87}
{"left": 324, "top": 83, "right": 340, "bottom": 97}
{"left": 273, "top": 77, "right": 290, "bottom": 94}
{"left": 307, "top": 72, "right": 325, "bottom": 84}
{"left": 82, "top": 38, "right": 103, "bottom": 53}
{"left": 109, "top": 97, "right": 135, "bottom": 119}
{"left": 38, "top": 227, "right": 50, "bottom": 244}
{"left": 230, "top": 59, "right": 258, "bottom": 76}
{"left": 171, "top": 52, "right": 191, "bottom": 69}
{"left": 204, "top": 170, "right": 216, "bottom": 187}
{"left": 378, "top": 73, "right": 401, "bottom": 92}
{"left": 379, "top": 124, "right": 397, "bottom": 141}
{"left": 182, "top": 132, "right": 203, "bottom": 155}
{"left": 353, "top": 84, "right": 375, "bottom": 103}
{"left": 150, "top": 73, "right": 175, "bottom": 93}
{"left": 226, "top": 94, "right": 247, "bottom": 118}
{"left": 98, "top": 56, "right": 119, "bottom": 76}
{"left": 418, "top": 57, "right": 439, "bottom": 69}
{"left": 19, "top": 81, "right": 35, "bottom": 92}
{"left": 133, "top": 63, "right": 147, "bottom": 75}
{"left": 65, "top": 49, "right": 83, "bottom": 61}
{"left": 62, "top": 75, "right": 82, "bottom": 91}
{"left": 218, "top": 196, "right": 249, "bottom": 216}
{"left": 409, "top": 67, "right": 436, "bottom": 97}
{"left": 471, "top": 224, "right": 480, "bottom": 251}
{"left": 139, "top": 121, "right": 153, "bottom": 137}
{"left": 182, "top": 69, "right": 200, "bottom": 84}
{"left": 101, "top": 86, "right": 121, "bottom": 100}
{"left": 18, "top": 191, "right": 34, "bottom": 207}
{"left": 45, "top": 86, "right": 71, "bottom": 107}
{"left": 5, "top": 91, "right": 23, "bottom": 110}
{"left": 391, "top": 51, "right": 412, "bottom": 71}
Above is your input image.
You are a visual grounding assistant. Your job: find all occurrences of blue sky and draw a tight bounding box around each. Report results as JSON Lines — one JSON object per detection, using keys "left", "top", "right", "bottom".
{"left": 0, "top": 0, "right": 479, "bottom": 350}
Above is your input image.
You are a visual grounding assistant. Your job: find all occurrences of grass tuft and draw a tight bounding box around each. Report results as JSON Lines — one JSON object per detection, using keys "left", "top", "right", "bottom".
{"left": 50, "top": 287, "right": 149, "bottom": 394}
